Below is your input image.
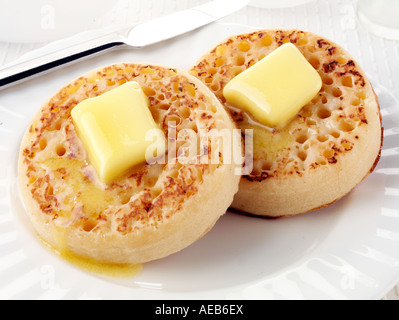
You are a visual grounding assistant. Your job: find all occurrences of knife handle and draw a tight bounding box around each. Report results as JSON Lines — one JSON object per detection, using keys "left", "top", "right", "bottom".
{"left": 0, "top": 33, "right": 125, "bottom": 90}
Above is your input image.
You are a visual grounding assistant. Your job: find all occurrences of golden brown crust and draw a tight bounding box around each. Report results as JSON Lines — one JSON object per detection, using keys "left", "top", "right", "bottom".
{"left": 18, "top": 63, "right": 241, "bottom": 263}
{"left": 190, "top": 29, "right": 383, "bottom": 217}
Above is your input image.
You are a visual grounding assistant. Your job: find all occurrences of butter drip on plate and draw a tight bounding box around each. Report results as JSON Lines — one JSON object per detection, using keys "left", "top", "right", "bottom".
{"left": 40, "top": 233, "right": 143, "bottom": 279}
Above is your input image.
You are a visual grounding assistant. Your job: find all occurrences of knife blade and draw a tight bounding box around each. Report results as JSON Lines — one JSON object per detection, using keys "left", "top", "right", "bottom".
{"left": 0, "top": 0, "right": 248, "bottom": 90}
{"left": 127, "top": 0, "right": 249, "bottom": 48}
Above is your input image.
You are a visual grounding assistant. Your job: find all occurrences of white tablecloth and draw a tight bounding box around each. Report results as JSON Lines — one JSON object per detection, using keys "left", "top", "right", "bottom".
{"left": 1, "top": 0, "right": 398, "bottom": 300}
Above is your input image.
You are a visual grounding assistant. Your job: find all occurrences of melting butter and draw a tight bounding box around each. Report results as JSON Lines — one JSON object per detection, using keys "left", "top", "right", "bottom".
{"left": 40, "top": 233, "right": 142, "bottom": 279}
{"left": 240, "top": 121, "right": 293, "bottom": 161}
{"left": 57, "top": 250, "right": 143, "bottom": 279}
{"left": 42, "top": 158, "right": 131, "bottom": 219}
{"left": 71, "top": 81, "right": 165, "bottom": 184}
{"left": 223, "top": 43, "right": 322, "bottom": 127}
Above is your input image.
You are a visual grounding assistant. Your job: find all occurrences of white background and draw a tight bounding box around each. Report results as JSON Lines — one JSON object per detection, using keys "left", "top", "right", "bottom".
{"left": 0, "top": 0, "right": 398, "bottom": 300}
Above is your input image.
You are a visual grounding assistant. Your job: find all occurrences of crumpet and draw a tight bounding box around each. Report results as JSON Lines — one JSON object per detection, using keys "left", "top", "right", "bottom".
{"left": 18, "top": 63, "right": 241, "bottom": 264}
{"left": 190, "top": 30, "right": 383, "bottom": 218}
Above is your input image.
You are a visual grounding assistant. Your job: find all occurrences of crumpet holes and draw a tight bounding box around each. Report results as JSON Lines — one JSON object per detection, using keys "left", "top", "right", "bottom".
{"left": 56, "top": 145, "right": 66, "bottom": 157}
{"left": 317, "top": 107, "right": 332, "bottom": 119}
{"left": 46, "top": 185, "right": 54, "bottom": 196}
{"left": 311, "top": 95, "right": 320, "bottom": 104}
{"left": 308, "top": 56, "right": 320, "bottom": 70}
{"left": 209, "top": 103, "right": 218, "bottom": 113}
{"left": 107, "top": 80, "right": 116, "bottom": 87}
{"left": 151, "top": 187, "right": 163, "bottom": 199}
{"left": 332, "top": 88, "right": 343, "bottom": 98}
{"left": 215, "top": 56, "right": 227, "bottom": 67}
{"left": 323, "top": 149, "right": 335, "bottom": 159}
{"left": 323, "top": 75, "right": 334, "bottom": 85}
{"left": 356, "top": 91, "right": 367, "bottom": 100}
{"left": 29, "top": 176, "right": 37, "bottom": 184}
{"left": 144, "top": 177, "right": 157, "bottom": 188}
{"left": 341, "top": 76, "right": 353, "bottom": 87}
{"left": 306, "top": 119, "right": 316, "bottom": 126}
{"left": 301, "top": 106, "right": 313, "bottom": 118}
{"left": 235, "top": 55, "right": 246, "bottom": 67}
{"left": 215, "top": 45, "right": 226, "bottom": 56}
{"left": 261, "top": 35, "right": 273, "bottom": 47}
{"left": 184, "top": 83, "right": 196, "bottom": 97}
{"left": 318, "top": 159, "right": 327, "bottom": 166}
{"left": 118, "top": 79, "right": 128, "bottom": 86}
{"left": 307, "top": 45, "right": 316, "bottom": 53}
{"left": 143, "top": 86, "right": 156, "bottom": 97}
{"left": 296, "top": 134, "right": 309, "bottom": 144}
{"left": 178, "top": 106, "right": 191, "bottom": 119}
{"left": 238, "top": 40, "right": 251, "bottom": 52}
{"left": 339, "top": 120, "right": 355, "bottom": 132}
{"left": 186, "top": 121, "right": 198, "bottom": 133}
{"left": 166, "top": 115, "right": 182, "bottom": 127}
{"left": 317, "top": 134, "right": 329, "bottom": 143}
{"left": 337, "top": 57, "right": 348, "bottom": 65}
{"left": 48, "top": 119, "right": 62, "bottom": 131}
{"left": 39, "top": 138, "right": 47, "bottom": 151}
{"left": 208, "top": 68, "right": 218, "bottom": 76}
{"left": 211, "top": 83, "right": 220, "bottom": 92}
{"left": 351, "top": 98, "right": 361, "bottom": 106}
{"left": 297, "top": 38, "right": 308, "bottom": 46}
{"left": 298, "top": 150, "right": 308, "bottom": 161}
{"left": 82, "top": 220, "right": 98, "bottom": 232}
{"left": 168, "top": 170, "right": 179, "bottom": 180}
{"left": 342, "top": 141, "right": 353, "bottom": 151}
{"left": 204, "top": 77, "right": 213, "bottom": 84}
{"left": 120, "top": 195, "right": 131, "bottom": 205}
{"left": 55, "top": 120, "right": 62, "bottom": 130}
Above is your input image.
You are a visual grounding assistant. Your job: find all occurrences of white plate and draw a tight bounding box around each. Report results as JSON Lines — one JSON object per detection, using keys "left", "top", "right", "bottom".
{"left": 249, "top": 0, "right": 314, "bottom": 8}
{"left": 0, "top": 0, "right": 127, "bottom": 43}
{"left": 1, "top": 22, "right": 399, "bottom": 300}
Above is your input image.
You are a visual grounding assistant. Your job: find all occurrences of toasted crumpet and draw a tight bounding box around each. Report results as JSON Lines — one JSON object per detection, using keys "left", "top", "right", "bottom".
{"left": 18, "top": 63, "right": 241, "bottom": 264}
{"left": 190, "top": 29, "right": 383, "bottom": 218}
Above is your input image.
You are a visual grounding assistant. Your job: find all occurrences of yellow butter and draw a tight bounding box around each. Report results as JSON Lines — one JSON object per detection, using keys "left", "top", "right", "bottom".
{"left": 223, "top": 43, "right": 322, "bottom": 127}
{"left": 71, "top": 81, "right": 165, "bottom": 184}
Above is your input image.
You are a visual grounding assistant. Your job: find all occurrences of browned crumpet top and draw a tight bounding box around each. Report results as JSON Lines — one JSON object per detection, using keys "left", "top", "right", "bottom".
{"left": 190, "top": 29, "right": 382, "bottom": 217}
{"left": 20, "top": 64, "right": 227, "bottom": 235}
{"left": 190, "top": 29, "right": 382, "bottom": 182}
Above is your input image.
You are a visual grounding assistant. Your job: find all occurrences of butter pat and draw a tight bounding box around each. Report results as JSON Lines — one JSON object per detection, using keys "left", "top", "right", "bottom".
{"left": 223, "top": 43, "right": 322, "bottom": 127}
{"left": 71, "top": 81, "right": 165, "bottom": 184}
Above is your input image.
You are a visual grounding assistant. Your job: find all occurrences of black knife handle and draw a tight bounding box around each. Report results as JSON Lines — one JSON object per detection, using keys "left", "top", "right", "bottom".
{"left": 0, "top": 33, "right": 125, "bottom": 90}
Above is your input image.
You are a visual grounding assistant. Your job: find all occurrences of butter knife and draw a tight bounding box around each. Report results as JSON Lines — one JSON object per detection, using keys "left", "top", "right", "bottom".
{"left": 0, "top": 0, "right": 248, "bottom": 90}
